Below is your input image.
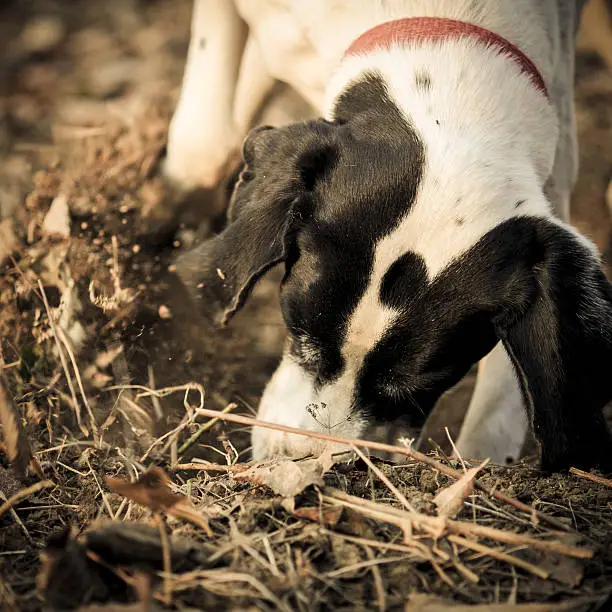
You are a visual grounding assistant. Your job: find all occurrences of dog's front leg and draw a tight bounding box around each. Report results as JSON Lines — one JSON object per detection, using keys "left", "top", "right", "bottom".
{"left": 164, "top": 0, "right": 246, "bottom": 193}
{"left": 455, "top": 343, "right": 528, "bottom": 465}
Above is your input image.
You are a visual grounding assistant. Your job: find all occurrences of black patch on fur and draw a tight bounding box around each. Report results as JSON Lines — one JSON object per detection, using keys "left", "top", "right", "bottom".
{"left": 355, "top": 216, "right": 612, "bottom": 471}
{"left": 380, "top": 252, "right": 428, "bottom": 309}
{"left": 415, "top": 71, "right": 432, "bottom": 92}
{"left": 281, "top": 72, "right": 425, "bottom": 384}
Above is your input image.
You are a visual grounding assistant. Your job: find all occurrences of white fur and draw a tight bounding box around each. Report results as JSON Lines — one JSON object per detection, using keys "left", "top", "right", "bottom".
{"left": 455, "top": 343, "right": 529, "bottom": 463}
{"left": 172, "top": 0, "right": 586, "bottom": 463}
{"left": 165, "top": 0, "right": 247, "bottom": 190}
{"left": 252, "top": 352, "right": 367, "bottom": 459}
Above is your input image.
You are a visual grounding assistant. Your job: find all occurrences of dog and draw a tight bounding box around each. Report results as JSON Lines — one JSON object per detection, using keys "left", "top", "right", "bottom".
{"left": 169, "top": 0, "right": 612, "bottom": 472}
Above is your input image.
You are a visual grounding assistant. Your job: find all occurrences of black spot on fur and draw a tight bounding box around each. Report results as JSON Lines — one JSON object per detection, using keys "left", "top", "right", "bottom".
{"left": 415, "top": 71, "right": 432, "bottom": 92}
{"left": 380, "top": 252, "right": 428, "bottom": 309}
{"left": 515, "top": 199, "right": 526, "bottom": 208}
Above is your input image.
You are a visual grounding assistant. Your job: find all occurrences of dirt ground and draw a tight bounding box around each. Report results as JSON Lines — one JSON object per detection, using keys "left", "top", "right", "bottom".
{"left": 1, "top": 1, "right": 612, "bottom": 610}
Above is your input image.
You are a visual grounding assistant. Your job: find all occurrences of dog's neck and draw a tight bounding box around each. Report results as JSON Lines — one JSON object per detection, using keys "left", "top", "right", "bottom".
{"left": 344, "top": 18, "right": 549, "bottom": 99}
{"left": 324, "top": 18, "right": 558, "bottom": 191}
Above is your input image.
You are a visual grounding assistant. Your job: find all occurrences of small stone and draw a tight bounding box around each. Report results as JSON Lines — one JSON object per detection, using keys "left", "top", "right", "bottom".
{"left": 20, "top": 16, "right": 66, "bottom": 54}
{"left": 132, "top": 244, "right": 141, "bottom": 254}
{"left": 42, "top": 195, "right": 71, "bottom": 238}
{"left": 158, "top": 305, "right": 172, "bottom": 319}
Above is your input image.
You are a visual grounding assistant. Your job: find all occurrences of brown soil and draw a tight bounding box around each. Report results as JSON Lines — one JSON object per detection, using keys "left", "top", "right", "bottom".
{"left": 0, "top": 1, "right": 611, "bottom": 611}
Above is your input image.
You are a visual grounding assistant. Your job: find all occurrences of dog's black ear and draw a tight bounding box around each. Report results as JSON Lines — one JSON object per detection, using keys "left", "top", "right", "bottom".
{"left": 175, "top": 120, "right": 337, "bottom": 326}
{"left": 495, "top": 221, "right": 612, "bottom": 472}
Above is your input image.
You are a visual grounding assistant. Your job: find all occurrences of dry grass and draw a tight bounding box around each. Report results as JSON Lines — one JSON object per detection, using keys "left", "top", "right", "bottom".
{"left": 1, "top": 1, "right": 612, "bottom": 610}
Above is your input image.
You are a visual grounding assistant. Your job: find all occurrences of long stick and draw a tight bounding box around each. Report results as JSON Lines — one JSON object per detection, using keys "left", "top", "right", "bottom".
{"left": 323, "top": 489, "right": 593, "bottom": 559}
{"left": 192, "top": 407, "right": 569, "bottom": 531}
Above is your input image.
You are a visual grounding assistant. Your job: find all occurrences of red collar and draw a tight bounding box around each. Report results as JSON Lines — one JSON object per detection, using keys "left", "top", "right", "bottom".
{"left": 344, "top": 17, "right": 548, "bottom": 99}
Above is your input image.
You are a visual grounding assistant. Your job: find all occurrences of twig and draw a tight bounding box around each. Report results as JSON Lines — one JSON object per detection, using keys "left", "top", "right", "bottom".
{"left": 445, "top": 426, "right": 467, "bottom": 472}
{"left": 0, "top": 491, "right": 34, "bottom": 546}
{"left": 350, "top": 444, "right": 417, "bottom": 513}
{"left": 0, "top": 360, "right": 20, "bottom": 370}
{"left": 104, "top": 382, "right": 205, "bottom": 417}
{"left": 569, "top": 467, "right": 612, "bottom": 488}
{"left": 0, "top": 480, "right": 55, "bottom": 519}
{"left": 178, "top": 403, "right": 238, "bottom": 454}
{"left": 319, "top": 529, "right": 430, "bottom": 560}
{"left": 38, "top": 280, "right": 85, "bottom": 435}
{"left": 140, "top": 412, "right": 192, "bottom": 463}
{"left": 190, "top": 407, "right": 570, "bottom": 531}
{"left": 365, "top": 546, "right": 387, "bottom": 611}
{"left": 157, "top": 515, "right": 172, "bottom": 606}
{"left": 172, "top": 462, "right": 249, "bottom": 474}
{"left": 448, "top": 542, "right": 480, "bottom": 584}
{"left": 447, "top": 534, "right": 549, "bottom": 579}
{"left": 167, "top": 569, "right": 291, "bottom": 612}
{"left": 85, "top": 457, "right": 114, "bottom": 518}
{"left": 325, "top": 555, "right": 410, "bottom": 578}
{"left": 323, "top": 489, "right": 594, "bottom": 559}
{"left": 147, "top": 366, "right": 164, "bottom": 421}
{"left": 55, "top": 324, "right": 98, "bottom": 438}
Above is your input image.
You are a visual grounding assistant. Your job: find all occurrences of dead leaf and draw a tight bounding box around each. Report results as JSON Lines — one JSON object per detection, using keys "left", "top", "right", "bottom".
{"left": 42, "top": 194, "right": 71, "bottom": 238}
{"left": 538, "top": 553, "right": 584, "bottom": 588}
{"left": 534, "top": 536, "right": 587, "bottom": 588}
{"left": 106, "top": 467, "right": 183, "bottom": 511}
{"left": 234, "top": 447, "right": 335, "bottom": 498}
{"left": 106, "top": 467, "right": 212, "bottom": 536}
{"left": 433, "top": 461, "right": 488, "bottom": 519}
{"left": 293, "top": 505, "right": 343, "bottom": 526}
{"left": 0, "top": 379, "right": 33, "bottom": 476}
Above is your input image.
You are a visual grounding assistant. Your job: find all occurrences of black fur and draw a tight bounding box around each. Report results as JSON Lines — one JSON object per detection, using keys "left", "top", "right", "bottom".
{"left": 360, "top": 216, "right": 612, "bottom": 472}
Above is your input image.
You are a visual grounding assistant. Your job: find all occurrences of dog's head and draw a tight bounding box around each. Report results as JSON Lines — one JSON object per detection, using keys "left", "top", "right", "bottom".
{"left": 176, "top": 74, "right": 612, "bottom": 471}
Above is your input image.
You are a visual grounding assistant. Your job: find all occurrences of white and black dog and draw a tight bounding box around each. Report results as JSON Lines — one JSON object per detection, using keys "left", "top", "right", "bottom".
{"left": 170, "top": 0, "right": 612, "bottom": 472}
